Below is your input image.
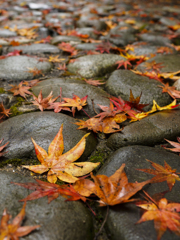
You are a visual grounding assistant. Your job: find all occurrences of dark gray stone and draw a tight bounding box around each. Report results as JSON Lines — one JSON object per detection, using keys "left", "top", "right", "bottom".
{"left": 8, "top": 43, "right": 60, "bottom": 54}
{"left": 67, "top": 54, "right": 126, "bottom": 78}
{"left": 98, "top": 145, "right": 180, "bottom": 240}
{"left": 105, "top": 69, "right": 172, "bottom": 111}
{"left": 0, "top": 112, "right": 97, "bottom": 160}
{"left": 107, "top": 109, "right": 180, "bottom": 150}
{"left": 0, "top": 171, "right": 94, "bottom": 240}
{"left": 137, "top": 54, "right": 180, "bottom": 73}
{"left": 31, "top": 78, "right": 110, "bottom": 117}
{"left": 0, "top": 56, "right": 52, "bottom": 81}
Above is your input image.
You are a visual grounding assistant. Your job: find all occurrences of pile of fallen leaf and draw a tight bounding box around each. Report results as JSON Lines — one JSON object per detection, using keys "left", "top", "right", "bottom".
{"left": 0, "top": 124, "right": 180, "bottom": 239}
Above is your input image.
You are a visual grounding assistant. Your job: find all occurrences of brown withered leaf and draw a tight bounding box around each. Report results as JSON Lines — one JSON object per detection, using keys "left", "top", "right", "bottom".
{"left": 0, "top": 202, "right": 40, "bottom": 240}
{"left": 137, "top": 159, "right": 180, "bottom": 191}
{"left": 0, "top": 102, "right": 11, "bottom": 118}
{"left": 159, "top": 83, "right": 180, "bottom": 99}
{"left": 136, "top": 192, "right": 180, "bottom": 240}
{"left": 23, "top": 124, "right": 100, "bottom": 183}
{"left": 90, "top": 164, "right": 150, "bottom": 206}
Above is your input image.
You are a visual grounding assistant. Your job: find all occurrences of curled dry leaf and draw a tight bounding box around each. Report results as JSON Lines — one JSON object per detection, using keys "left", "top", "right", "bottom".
{"left": 0, "top": 202, "right": 40, "bottom": 240}
{"left": 23, "top": 124, "right": 100, "bottom": 183}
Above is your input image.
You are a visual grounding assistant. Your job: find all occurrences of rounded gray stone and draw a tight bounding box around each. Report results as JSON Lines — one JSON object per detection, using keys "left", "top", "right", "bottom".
{"left": 0, "top": 29, "right": 17, "bottom": 37}
{"left": 0, "top": 56, "right": 52, "bottom": 81}
{"left": 137, "top": 54, "right": 180, "bottom": 73}
{"left": 51, "top": 36, "right": 81, "bottom": 45}
{"left": 139, "top": 33, "right": 171, "bottom": 46}
{"left": 98, "top": 145, "right": 180, "bottom": 240}
{"left": 105, "top": 69, "right": 172, "bottom": 111}
{"left": 31, "top": 77, "right": 110, "bottom": 117}
{"left": 8, "top": 43, "right": 60, "bottom": 54}
{"left": 107, "top": 109, "right": 180, "bottom": 150}
{"left": 67, "top": 54, "right": 126, "bottom": 78}
{"left": 0, "top": 112, "right": 97, "bottom": 160}
{"left": 0, "top": 171, "right": 94, "bottom": 240}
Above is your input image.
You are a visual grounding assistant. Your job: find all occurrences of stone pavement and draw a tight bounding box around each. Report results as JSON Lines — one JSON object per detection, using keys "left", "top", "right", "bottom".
{"left": 0, "top": 0, "right": 180, "bottom": 239}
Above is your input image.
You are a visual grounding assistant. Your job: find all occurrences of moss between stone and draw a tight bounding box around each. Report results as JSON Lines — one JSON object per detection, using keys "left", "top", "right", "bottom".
{"left": 89, "top": 150, "right": 107, "bottom": 165}
{"left": 9, "top": 97, "right": 26, "bottom": 117}
{"left": 0, "top": 88, "right": 5, "bottom": 93}
{"left": 0, "top": 158, "right": 39, "bottom": 168}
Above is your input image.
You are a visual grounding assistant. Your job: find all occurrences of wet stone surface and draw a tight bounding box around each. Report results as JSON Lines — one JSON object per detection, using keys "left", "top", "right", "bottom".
{"left": 0, "top": 0, "right": 180, "bottom": 240}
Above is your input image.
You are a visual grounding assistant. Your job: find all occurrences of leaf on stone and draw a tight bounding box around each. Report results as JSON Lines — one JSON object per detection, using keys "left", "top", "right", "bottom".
{"left": 31, "top": 90, "right": 59, "bottom": 111}
{"left": 125, "top": 89, "right": 149, "bottom": 112}
{"left": 0, "top": 139, "right": 9, "bottom": 157}
{"left": 130, "top": 99, "right": 179, "bottom": 122}
{"left": 0, "top": 102, "right": 11, "bottom": 119}
{"left": 137, "top": 159, "right": 180, "bottom": 191}
{"left": 12, "top": 180, "right": 81, "bottom": 203}
{"left": 116, "top": 59, "right": 132, "bottom": 69}
{"left": 0, "top": 202, "right": 40, "bottom": 240}
{"left": 23, "top": 124, "right": 100, "bottom": 183}
{"left": 58, "top": 94, "right": 88, "bottom": 117}
{"left": 164, "top": 138, "right": 180, "bottom": 155}
{"left": 90, "top": 164, "right": 150, "bottom": 206}
{"left": 136, "top": 192, "right": 180, "bottom": 240}
{"left": 9, "top": 81, "right": 33, "bottom": 99}
{"left": 159, "top": 83, "right": 180, "bottom": 99}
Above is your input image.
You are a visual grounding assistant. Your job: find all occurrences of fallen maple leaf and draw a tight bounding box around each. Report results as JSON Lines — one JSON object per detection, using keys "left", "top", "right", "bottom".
{"left": 58, "top": 94, "right": 88, "bottom": 117}
{"left": 144, "top": 60, "right": 164, "bottom": 73}
{"left": 58, "top": 42, "right": 78, "bottom": 56}
{"left": 95, "top": 41, "right": 112, "bottom": 54}
{"left": 48, "top": 55, "right": 65, "bottom": 63}
{"left": 125, "top": 89, "right": 149, "bottom": 112}
{"left": 158, "top": 83, "right": 180, "bottom": 99}
{"left": 116, "top": 59, "right": 132, "bottom": 69}
{"left": 0, "top": 139, "right": 9, "bottom": 157}
{"left": 9, "top": 81, "right": 33, "bottom": 99}
{"left": 91, "top": 164, "right": 150, "bottom": 206}
{"left": 27, "top": 67, "right": 44, "bottom": 77}
{"left": 23, "top": 124, "right": 100, "bottom": 183}
{"left": 0, "top": 102, "right": 11, "bottom": 118}
{"left": 57, "top": 63, "right": 67, "bottom": 71}
{"left": 130, "top": 99, "right": 179, "bottom": 122}
{"left": 164, "top": 138, "right": 180, "bottom": 155}
{"left": 0, "top": 202, "right": 40, "bottom": 240}
{"left": 31, "top": 90, "right": 59, "bottom": 111}
{"left": 137, "top": 159, "right": 180, "bottom": 191}
{"left": 136, "top": 192, "right": 180, "bottom": 240}
{"left": 12, "top": 180, "right": 81, "bottom": 203}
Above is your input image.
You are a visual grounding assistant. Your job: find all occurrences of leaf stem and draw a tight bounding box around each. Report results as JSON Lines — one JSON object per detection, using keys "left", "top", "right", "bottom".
{"left": 94, "top": 205, "right": 109, "bottom": 240}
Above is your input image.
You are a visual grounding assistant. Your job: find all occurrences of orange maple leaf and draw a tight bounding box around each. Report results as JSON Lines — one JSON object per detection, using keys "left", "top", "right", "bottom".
{"left": 0, "top": 202, "right": 40, "bottom": 239}
{"left": 23, "top": 124, "right": 100, "bottom": 183}
{"left": 9, "top": 81, "right": 33, "bottom": 99}
{"left": 91, "top": 164, "right": 150, "bottom": 206}
{"left": 158, "top": 83, "right": 180, "bottom": 99}
{"left": 31, "top": 90, "right": 59, "bottom": 111}
{"left": 136, "top": 192, "right": 180, "bottom": 240}
{"left": 27, "top": 67, "right": 44, "bottom": 77}
{"left": 58, "top": 94, "right": 88, "bottom": 117}
{"left": 116, "top": 59, "right": 132, "bottom": 69}
{"left": 0, "top": 103, "right": 11, "bottom": 118}
{"left": 137, "top": 159, "right": 180, "bottom": 191}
